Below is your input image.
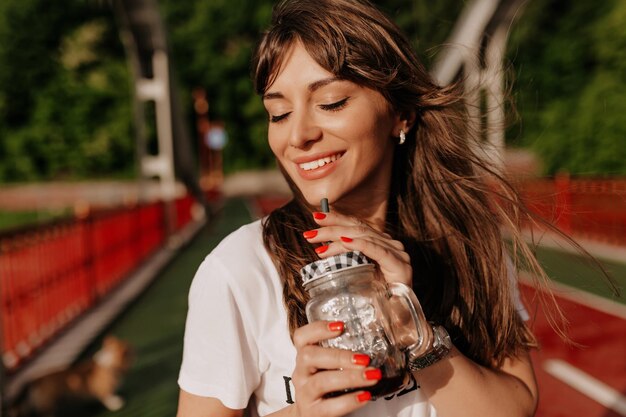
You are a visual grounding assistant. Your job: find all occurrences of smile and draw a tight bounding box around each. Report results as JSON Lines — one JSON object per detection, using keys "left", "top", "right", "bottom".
{"left": 298, "top": 153, "right": 343, "bottom": 171}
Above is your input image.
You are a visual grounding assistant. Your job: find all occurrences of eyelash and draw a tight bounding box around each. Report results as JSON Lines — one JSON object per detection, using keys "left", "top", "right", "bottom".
{"left": 270, "top": 113, "right": 290, "bottom": 123}
{"left": 319, "top": 97, "right": 349, "bottom": 112}
{"left": 269, "top": 97, "right": 350, "bottom": 123}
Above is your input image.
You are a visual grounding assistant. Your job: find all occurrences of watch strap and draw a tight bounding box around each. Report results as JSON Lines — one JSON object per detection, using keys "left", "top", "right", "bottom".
{"left": 407, "top": 325, "right": 452, "bottom": 371}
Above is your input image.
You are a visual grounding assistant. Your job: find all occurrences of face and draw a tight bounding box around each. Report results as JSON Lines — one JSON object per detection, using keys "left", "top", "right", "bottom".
{"left": 263, "top": 42, "right": 401, "bottom": 212}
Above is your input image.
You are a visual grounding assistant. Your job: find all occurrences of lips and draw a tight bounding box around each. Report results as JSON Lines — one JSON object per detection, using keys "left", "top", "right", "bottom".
{"left": 293, "top": 151, "right": 345, "bottom": 179}
{"left": 299, "top": 153, "right": 342, "bottom": 171}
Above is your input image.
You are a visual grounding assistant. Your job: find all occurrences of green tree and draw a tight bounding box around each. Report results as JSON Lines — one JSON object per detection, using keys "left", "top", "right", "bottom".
{"left": 0, "top": 0, "right": 133, "bottom": 181}
{"left": 0, "top": 0, "right": 463, "bottom": 181}
{"left": 508, "top": 0, "right": 626, "bottom": 175}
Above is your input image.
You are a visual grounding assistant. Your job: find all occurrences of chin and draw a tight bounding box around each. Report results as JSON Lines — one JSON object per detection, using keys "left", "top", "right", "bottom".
{"left": 300, "top": 190, "right": 326, "bottom": 207}
{"left": 295, "top": 184, "right": 332, "bottom": 208}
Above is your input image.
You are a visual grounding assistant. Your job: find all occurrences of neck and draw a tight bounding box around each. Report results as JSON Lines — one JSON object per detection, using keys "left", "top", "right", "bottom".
{"left": 333, "top": 192, "right": 389, "bottom": 232}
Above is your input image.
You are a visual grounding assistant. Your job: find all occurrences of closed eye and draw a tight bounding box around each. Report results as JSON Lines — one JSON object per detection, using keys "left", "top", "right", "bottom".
{"left": 319, "top": 97, "right": 349, "bottom": 112}
{"left": 269, "top": 97, "right": 349, "bottom": 123}
{"left": 270, "top": 112, "right": 291, "bottom": 123}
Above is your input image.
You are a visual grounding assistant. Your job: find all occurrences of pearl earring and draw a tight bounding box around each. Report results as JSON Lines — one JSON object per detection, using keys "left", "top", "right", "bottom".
{"left": 399, "top": 129, "right": 406, "bottom": 145}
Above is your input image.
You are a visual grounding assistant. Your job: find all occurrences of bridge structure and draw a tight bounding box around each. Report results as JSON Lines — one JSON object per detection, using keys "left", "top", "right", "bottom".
{"left": 431, "top": 0, "right": 528, "bottom": 167}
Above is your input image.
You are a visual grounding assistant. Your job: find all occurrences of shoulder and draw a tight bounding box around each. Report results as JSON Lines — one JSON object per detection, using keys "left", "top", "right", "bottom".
{"left": 210, "top": 218, "right": 266, "bottom": 262}
{"left": 190, "top": 218, "right": 279, "bottom": 303}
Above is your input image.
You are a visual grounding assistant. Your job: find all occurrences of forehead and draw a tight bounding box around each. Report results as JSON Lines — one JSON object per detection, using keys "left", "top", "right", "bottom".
{"left": 266, "top": 41, "right": 335, "bottom": 91}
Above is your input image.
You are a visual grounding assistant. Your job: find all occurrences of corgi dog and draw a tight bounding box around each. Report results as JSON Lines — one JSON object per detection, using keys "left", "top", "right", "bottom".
{"left": 9, "top": 335, "right": 133, "bottom": 417}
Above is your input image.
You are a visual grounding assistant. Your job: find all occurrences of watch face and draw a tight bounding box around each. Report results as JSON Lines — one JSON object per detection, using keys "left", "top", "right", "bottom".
{"left": 435, "top": 325, "right": 453, "bottom": 349}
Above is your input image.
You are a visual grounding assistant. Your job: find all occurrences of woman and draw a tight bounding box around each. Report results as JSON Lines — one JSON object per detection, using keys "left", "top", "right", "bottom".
{"left": 177, "top": 0, "right": 540, "bottom": 416}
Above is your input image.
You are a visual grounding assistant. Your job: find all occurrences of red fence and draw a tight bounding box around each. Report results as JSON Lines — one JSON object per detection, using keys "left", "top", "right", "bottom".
{"left": 2, "top": 176, "right": 623, "bottom": 373}
{"left": 0, "top": 195, "right": 197, "bottom": 373}
{"left": 516, "top": 176, "right": 626, "bottom": 246}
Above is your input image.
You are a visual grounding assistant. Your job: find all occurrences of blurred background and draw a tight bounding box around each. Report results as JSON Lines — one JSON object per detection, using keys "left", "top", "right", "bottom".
{"left": 0, "top": 0, "right": 624, "bottom": 416}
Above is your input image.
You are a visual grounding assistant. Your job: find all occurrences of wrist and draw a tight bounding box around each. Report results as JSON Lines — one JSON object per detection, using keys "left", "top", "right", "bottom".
{"left": 406, "top": 324, "right": 452, "bottom": 371}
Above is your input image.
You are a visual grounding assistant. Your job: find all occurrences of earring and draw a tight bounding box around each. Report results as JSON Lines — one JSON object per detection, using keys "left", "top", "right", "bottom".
{"left": 399, "top": 129, "right": 406, "bottom": 145}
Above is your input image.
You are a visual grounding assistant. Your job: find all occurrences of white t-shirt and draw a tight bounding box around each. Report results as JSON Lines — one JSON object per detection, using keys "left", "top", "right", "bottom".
{"left": 178, "top": 219, "right": 526, "bottom": 417}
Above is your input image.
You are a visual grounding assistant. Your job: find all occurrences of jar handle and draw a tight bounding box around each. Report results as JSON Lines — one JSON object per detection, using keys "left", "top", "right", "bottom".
{"left": 388, "top": 283, "right": 434, "bottom": 356}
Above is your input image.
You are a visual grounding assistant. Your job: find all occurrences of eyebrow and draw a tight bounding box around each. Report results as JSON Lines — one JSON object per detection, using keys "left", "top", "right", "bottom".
{"left": 262, "top": 77, "right": 341, "bottom": 101}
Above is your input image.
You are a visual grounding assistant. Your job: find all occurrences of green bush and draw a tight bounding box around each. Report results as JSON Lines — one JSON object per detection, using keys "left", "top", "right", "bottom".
{"left": 508, "top": 0, "right": 626, "bottom": 175}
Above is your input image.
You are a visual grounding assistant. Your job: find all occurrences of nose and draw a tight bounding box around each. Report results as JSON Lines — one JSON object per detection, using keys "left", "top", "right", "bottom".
{"left": 288, "top": 110, "right": 322, "bottom": 149}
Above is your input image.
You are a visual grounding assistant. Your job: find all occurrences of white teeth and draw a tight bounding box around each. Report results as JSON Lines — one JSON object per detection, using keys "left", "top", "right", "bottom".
{"left": 299, "top": 154, "right": 340, "bottom": 171}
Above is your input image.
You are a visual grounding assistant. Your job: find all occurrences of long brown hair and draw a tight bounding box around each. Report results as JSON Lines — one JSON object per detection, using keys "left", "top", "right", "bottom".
{"left": 253, "top": 0, "right": 539, "bottom": 368}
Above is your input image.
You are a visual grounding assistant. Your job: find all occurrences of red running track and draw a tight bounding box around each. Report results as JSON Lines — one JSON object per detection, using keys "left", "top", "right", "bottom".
{"left": 522, "top": 283, "right": 626, "bottom": 417}
{"left": 252, "top": 196, "right": 626, "bottom": 416}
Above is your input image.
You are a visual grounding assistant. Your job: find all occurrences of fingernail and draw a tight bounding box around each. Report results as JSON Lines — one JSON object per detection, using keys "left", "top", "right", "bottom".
{"left": 303, "top": 230, "right": 318, "bottom": 239}
{"left": 340, "top": 236, "right": 353, "bottom": 243}
{"left": 328, "top": 321, "right": 344, "bottom": 332}
{"left": 364, "top": 369, "right": 382, "bottom": 381}
{"left": 357, "top": 391, "right": 372, "bottom": 402}
{"left": 313, "top": 212, "right": 327, "bottom": 220}
{"left": 352, "top": 354, "right": 370, "bottom": 366}
{"left": 315, "top": 244, "right": 329, "bottom": 254}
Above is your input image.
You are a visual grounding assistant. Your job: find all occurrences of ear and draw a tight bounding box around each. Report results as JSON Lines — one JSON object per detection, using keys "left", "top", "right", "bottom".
{"left": 393, "top": 110, "right": 417, "bottom": 136}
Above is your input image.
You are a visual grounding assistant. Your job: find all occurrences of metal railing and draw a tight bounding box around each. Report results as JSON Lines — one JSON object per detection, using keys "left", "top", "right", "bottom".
{"left": 516, "top": 175, "right": 626, "bottom": 246}
{"left": 0, "top": 194, "right": 197, "bottom": 374}
{"left": 2, "top": 175, "right": 624, "bottom": 375}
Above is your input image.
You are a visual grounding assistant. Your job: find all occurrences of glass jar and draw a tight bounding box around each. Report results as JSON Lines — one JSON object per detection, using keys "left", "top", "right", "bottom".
{"left": 300, "top": 251, "right": 430, "bottom": 398}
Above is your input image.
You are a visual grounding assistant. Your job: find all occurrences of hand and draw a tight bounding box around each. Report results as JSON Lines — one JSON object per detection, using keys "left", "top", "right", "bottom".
{"left": 304, "top": 211, "right": 413, "bottom": 287}
{"left": 291, "top": 321, "right": 380, "bottom": 417}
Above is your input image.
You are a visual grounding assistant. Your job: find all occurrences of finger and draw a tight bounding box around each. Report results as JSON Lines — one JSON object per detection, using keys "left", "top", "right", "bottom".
{"left": 315, "top": 237, "right": 402, "bottom": 263}
{"left": 306, "top": 368, "right": 382, "bottom": 398}
{"left": 305, "top": 226, "right": 405, "bottom": 257}
{"left": 292, "top": 320, "right": 345, "bottom": 349}
{"left": 305, "top": 220, "right": 404, "bottom": 252}
{"left": 340, "top": 235, "right": 409, "bottom": 265}
{"left": 340, "top": 234, "right": 407, "bottom": 258}
{"left": 302, "top": 224, "right": 375, "bottom": 242}
{"left": 315, "top": 233, "right": 409, "bottom": 264}
{"left": 311, "top": 211, "right": 365, "bottom": 228}
{"left": 296, "top": 345, "right": 373, "bottom": 373}
{"left": 313, "top": 390, "right": 373, "bottom": 416}
{"left": 338, "top": 237, "right": 413, "bottom": 286}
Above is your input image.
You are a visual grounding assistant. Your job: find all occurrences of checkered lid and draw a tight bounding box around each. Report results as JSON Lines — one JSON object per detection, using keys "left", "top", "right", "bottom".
{"left": 300, "top": 251, "right": 373, "bottom": 286}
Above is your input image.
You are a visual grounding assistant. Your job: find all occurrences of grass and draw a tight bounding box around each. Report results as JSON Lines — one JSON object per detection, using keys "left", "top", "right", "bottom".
{"left": 0, "top": 209, "right": 71, "bottom": 231}
{"left": 531, "top": 245, "right": 626, "bottom": 304}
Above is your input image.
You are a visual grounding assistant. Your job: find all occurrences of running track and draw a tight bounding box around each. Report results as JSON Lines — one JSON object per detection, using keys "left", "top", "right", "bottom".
{"left": 252, "top": 196, "right": 626, "bottom": 417}
{"left": 521, "top": 280, "right": 626, "bottom": 417}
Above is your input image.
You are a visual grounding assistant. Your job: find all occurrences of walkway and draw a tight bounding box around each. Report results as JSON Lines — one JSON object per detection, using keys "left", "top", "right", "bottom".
{"left": 68, "top": 198, "right": 254, "bottom": 417}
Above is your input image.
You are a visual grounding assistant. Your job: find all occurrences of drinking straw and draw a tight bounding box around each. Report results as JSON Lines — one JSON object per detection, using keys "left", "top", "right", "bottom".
{"left": 321, "top": 198, "right": 329, "bottom": 213}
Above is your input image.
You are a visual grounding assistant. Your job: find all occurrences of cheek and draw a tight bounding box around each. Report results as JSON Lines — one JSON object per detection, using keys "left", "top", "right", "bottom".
{"left": 267, "top": 131, "right": 284, "bottom": 158}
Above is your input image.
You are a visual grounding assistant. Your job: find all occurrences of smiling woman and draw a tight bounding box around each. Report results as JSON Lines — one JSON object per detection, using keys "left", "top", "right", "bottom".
{"left": 176, "top": 1, "right": 545, "bottom": 417}
{"left": 263, "top": 47, "right": 399, "bottom": 215}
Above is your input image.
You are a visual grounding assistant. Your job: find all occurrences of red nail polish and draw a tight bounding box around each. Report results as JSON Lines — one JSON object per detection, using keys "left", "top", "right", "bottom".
{"left": 315, "top": 245, "right": 329, "bottom": 254}
{"left": 352, "top": 354, "right": 370, "bottom": 366}
{"left": 364, "top": 369, "right": 382, "bottom": 381}
{"left": 340, "top": 236, "right": 353, "bottom": 243}
{"left": 313, "top": 212, "right": 327, "bottom": 220}
{"left": 328, "top": 321, "right": 344, "bottom": 332}
{"left": 357, "top": 391, "right": 372, "bottom": 402}
{"left": 303, "top": 230, "right": 318, "bottom": 239}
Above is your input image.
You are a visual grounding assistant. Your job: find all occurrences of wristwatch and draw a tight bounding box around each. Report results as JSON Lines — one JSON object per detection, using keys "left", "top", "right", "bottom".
{"left": 407, "top": 325, "right": 452, "bottom": 371}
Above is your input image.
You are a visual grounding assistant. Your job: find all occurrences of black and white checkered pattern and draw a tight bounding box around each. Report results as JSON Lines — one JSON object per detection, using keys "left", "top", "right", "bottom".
{"left": 300, "top": 251, "right": 372, "bottom": 285}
